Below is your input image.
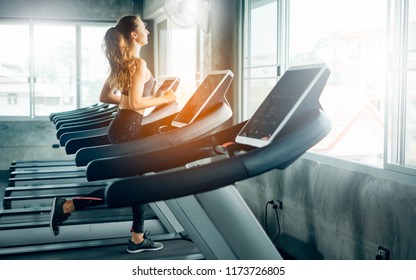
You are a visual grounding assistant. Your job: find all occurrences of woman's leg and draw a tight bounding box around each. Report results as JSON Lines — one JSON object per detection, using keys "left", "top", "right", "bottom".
{"left": 131, "top": 203, "right": 145, "bottom": 235}
{"left": 50, "top": 188, "right": 106, "bottom": 236}
{"left": 72, "top": 188, "right": 106, "bottom": 210}
{"left": 127, "top": 203, "right": 164, "bottom": 253}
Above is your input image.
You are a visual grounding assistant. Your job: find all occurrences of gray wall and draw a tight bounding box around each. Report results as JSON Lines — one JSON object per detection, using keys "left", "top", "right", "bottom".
{"left": 0, "top": 121, "right": 73, "bottom": 170}
{"left": 0, "top": 0, "right": 137, "bottom": 20}
{"left": 237, "top": 157, "right": 416, "bottom": 260}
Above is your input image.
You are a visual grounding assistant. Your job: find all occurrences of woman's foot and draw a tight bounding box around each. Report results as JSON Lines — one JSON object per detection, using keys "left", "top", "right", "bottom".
{"left": 127, "top": 232, "right": 163, "bottom": 253}
{"left": 49, "top": 197, "right": 72, "bottom": 236}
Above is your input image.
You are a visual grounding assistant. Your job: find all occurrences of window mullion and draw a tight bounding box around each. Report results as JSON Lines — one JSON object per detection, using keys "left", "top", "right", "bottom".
{"left": 277, "top": 0, "right": 289, "bottom": 74}
{"left": 399, "top": 0, "right": 409, "bottom": 165}
{"left": 244, "top": 0, "right": 251, "bottom": 121}
{"left": 29, "top": 18, "right": 35, "bottom": 118}
{"left": 386, "top": 0, "right": 412, "bottom": 170}
{"left": 396, "top": 0, "right": 409, "bottom": 165}
{"left": 76, "top": 25, "right": 82, "bottom": 109}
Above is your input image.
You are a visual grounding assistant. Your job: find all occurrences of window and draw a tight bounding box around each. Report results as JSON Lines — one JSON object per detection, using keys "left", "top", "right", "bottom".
{"left": 81, "top": 26, "right": 112, "bottom": 108}
{"left": 386, "top": 0, "right": 416, "bottom": 172}
{"left": 243, "top": 0, "right": 415, "bottom": 174}
{"left": 0, "top": 19, "right": 112, "bottom": 118}
{"left": 243, "top": 0, "right": 280, "bottom": 118}
{"left": 7, "top": 94, "right": 17, "bottom": 105}
{"left": 0, "top": 23, "right": 30, "bottom": 116}
{"left": 289, "top": 0, "right": 388, "bottom": 167}
{"left": 154, "top": 16, "right": 203, "bottom": 108}
{"left": 33, "top": 24, "right": 77, "bottom": 116}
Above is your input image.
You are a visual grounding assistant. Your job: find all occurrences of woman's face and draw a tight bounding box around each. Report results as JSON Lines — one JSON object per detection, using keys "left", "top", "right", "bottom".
{"left": 131, "top": 18, "right": 149, "bottom": 46}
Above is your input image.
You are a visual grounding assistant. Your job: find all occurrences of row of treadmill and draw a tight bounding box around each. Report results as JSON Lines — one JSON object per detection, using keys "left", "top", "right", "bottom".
{"left": 0, "top": 64, "right": 331, "bottom": 260}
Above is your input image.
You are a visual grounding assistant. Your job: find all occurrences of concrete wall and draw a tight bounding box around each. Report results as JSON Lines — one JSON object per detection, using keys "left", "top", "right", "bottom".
{"left": 236, "top": 157, "right": 416, "bottom": 260}
{"left": 0, "top": 0, "right": 137, "bottom": 20}
{"left": 142, "top": 0, "right": 164, "bottom": 18}
{"left": 0, "top": 121, "right": 73, "bottom": 171}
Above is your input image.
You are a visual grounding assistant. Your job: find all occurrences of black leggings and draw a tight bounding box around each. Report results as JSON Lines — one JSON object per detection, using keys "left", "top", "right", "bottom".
{"left": 108, "top": 109, "right": 144, "bottom": 144}
{"left": 72, "top": 189, "right": 145, "bottom": 233}
{"left": 74, "top": 109, "right": 146, "bottom": 233}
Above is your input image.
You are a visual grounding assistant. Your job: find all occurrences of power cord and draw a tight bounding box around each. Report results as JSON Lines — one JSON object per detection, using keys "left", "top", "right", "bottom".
{"left": 265, "top": 200, "right": 281, "bottom": 243}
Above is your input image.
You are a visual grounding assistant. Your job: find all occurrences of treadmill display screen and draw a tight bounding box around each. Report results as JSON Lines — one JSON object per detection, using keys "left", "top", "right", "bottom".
{"left": 153, "top": 78, "right": 180, "bottom": 98}
{"left": 144, "top": 78, "right": 180, "bottom": 116}
{"left": 171, "top": 71, "right": 232, "bottom": 127}
{"left": 235, "top": 64, "right": 328, "bottom": 147}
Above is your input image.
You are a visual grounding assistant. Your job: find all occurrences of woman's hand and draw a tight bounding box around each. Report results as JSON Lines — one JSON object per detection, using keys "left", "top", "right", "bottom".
{"left": 163, "top": 89, "right": 176, "bottom": 103}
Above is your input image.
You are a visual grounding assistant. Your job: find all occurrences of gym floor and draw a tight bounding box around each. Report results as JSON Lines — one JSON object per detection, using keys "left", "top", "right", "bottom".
{"left": 0, "top": 169, "right": 295, "bottom": 260}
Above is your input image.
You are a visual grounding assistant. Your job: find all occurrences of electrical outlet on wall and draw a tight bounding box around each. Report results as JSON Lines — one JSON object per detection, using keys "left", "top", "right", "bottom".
{"left": 268, "top": 200, "right": 283, "bottom": 209}
{"left": 376, "top": 246, "right": 390, "bottom": 260}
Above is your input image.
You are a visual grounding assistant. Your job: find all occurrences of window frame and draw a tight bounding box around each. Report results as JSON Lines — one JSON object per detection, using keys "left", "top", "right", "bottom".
{"left": 384, "top": 0, "right": 416, "bottom": 175}
{"left": 241, "top": 0, "right": 416, "bottom": 176}
{"left": 0, "top": 17, "right": 114, "bottom": 120}
{"left": 153, "top": 14, "right": 205, "bottom": 104}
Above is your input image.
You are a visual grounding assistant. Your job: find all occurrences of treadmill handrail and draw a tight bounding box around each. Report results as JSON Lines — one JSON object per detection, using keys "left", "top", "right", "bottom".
{"left": 75, "top": 102, "right": 232, "bottom": 167}
{"left": 56, "top": 117, "right": 113, "bottom": 139}
{"left": 50, "top": 102, "right": 108, "bottom": 121}
{"left": 54, "top": 106, "right": 118, "bottom": 128}
{"left": 105, "top": 109, "right": 331, "bottom": 208}
{"left": 59, "top": 126, "right": 110, "bottom": 146}
{"left": 85, "top": 121, "right": 248, "bottom": 181}
{"left": 64, "top": 102, "right": 180, "bottom": 154}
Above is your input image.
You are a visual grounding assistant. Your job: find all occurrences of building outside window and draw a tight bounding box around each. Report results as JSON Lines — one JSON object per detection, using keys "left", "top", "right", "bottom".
{"left": 0, "top": 19, "right": 112, "bottom": 118}
{"left": 243, "top": 0, "right": 415, "bottom": 175}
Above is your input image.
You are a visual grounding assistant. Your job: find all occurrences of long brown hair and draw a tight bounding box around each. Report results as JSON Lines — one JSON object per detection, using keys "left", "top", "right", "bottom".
{"left": 103, "top": 15, "right": 142, "bottom": 92}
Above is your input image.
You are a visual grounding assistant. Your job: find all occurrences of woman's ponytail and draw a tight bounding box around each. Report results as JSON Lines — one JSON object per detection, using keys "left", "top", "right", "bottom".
{"left": 102, "top": 15, "right": 141, "bottom": 92}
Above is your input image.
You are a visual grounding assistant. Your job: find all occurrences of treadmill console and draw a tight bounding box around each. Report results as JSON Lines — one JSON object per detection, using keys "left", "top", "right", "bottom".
{"left": 171, "top": 70, "right": 234, "bottom": 127}
{"left": 236, "top": 63, "right": 330, "bottom": 147}
{"left": 144, "top": 77, "right": 181, "bottom": 116}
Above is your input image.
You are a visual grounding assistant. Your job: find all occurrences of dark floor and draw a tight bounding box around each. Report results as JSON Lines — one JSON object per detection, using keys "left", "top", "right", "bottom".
{"left": 0, "top": 168, "right": 292, "bottom": 260}
{"left": 0, "top": 238, "right": 202, "bottom": 260}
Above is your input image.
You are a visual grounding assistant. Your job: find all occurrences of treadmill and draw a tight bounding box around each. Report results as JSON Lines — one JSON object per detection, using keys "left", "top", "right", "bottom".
{"left": 49, "top": 102, "right": 109, "bottom": 122}
{"left": 1, "top": 63, "right": 330, "bottom": 260}
{"left": 103, "top": 63, "right": 332, "bottom": 260}
{"left": 6, "top": 71, "right": 233, "bottom": 189}
{"left": 9, "top": 78, "right": 182, "bottom": 173}
{"left": 62, "top": 77, "right": 182, "bottom": 154}
{"left": 7, "top": 80, "right": 181, "bottom": 181}
{"left": 54, "top": 105, "right": 118, "bottom": 130}
{"left": 54, "top": 77, "right": 180, "bottom": 145}
{"left": 0, "top": 70, "right": 235, "bottom": 257}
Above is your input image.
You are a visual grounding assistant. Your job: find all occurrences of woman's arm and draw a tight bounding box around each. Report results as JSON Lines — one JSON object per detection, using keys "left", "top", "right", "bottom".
{"left": 99, "top": 79, "right": 121, "bottom": 104}
{"left": 128, "top": 59, "right": 176, "bottom": 111}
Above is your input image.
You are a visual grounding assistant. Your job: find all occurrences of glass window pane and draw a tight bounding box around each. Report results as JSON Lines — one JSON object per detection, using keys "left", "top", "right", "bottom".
{"left": 250, "top": 0, "right": 277, "bottom": 67}
{"left": 33, "top": 24, "right": 76, "bottom": 116}
{"left": 171, "top": 26, "right": 198, "bottom": 106}
{"left": 385, "top": 0, "right": 416, "bottom": 172}
{"left": 405, "top": 70, "right": 416, "bottom": 167}
{"left": 81, "top": 25, "right": 112, "bottom": 107}
{"left": 248, "top": 66, "right": 277, "bottom": 78}
{"left": 155, "top": 18, "right": 202, "bottom": 110}
{"left": 244, "top": 77, "right": 278, "bottom": 116}
{"left": 244, "top": 0, "right": 278, "bottom": 119}
{"left": 0, "top": 24, "right": 30, "bottom": 116}
{"left": 409, "top": 0, "right": 416, "bottom": 50}
{"left": 290, "top": 0, "right": 388, "bottom": 166}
